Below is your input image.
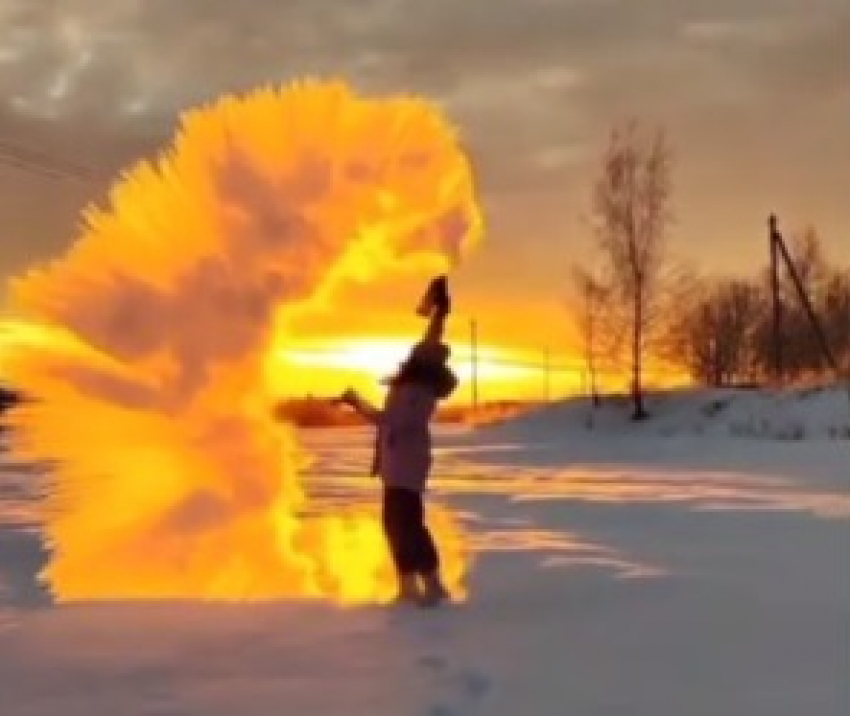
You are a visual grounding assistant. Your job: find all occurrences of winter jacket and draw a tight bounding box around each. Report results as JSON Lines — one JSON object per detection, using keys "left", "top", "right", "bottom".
{"left": 358, "top": 382, "right": 437, "bottom": 492}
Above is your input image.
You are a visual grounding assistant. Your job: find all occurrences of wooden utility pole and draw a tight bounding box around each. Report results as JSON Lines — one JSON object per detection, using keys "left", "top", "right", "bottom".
{"left": 770, "top": 215, "right": 841, "bottom": 377}
{"left": 769, "top": 214, "right": 783, "bottom": 382}
{"left": 770, "top": 213, "right": 850, "bottom": 410}
{"left": 470, "top": 318, "right": 479, "bottom": 413}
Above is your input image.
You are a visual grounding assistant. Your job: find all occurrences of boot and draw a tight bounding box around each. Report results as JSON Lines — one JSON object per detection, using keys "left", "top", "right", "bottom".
{"left": 392, "top": 574, "right": 420, "bottom": 605}
{"left": 418, "top": 571, "right": 450, "bottom": 606}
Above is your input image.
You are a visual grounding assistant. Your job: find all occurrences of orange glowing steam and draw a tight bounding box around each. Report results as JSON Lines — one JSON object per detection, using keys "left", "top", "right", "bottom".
{"left": 0, "top": 79, "right": 483, "bottom": 604}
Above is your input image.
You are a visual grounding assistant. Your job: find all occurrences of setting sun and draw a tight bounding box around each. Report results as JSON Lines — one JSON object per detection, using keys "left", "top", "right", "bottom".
{"left": 274, "top": 335, "right": 579, "bottom": 404}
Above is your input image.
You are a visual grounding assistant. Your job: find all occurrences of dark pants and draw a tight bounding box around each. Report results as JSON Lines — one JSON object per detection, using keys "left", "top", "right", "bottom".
{"left": 382, "top": 486, "right": 439, "bottom": 577}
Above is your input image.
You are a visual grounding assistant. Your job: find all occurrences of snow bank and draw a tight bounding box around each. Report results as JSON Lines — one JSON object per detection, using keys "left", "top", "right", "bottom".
{"left": 478, "top": 385, "right": 850, "bottom": 442}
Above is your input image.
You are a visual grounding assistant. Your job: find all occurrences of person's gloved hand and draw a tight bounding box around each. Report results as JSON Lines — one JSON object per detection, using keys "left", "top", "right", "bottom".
{"left": 433, "top": 276, "right": 451, "bottom": 316}
{"left": 417, "top": 275, "right": 451, "bottom": 317}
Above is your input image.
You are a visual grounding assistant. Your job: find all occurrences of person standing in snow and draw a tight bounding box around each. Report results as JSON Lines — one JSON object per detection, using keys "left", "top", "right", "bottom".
{"left": 337, "top": 276, "right": 457, "bottom": 606}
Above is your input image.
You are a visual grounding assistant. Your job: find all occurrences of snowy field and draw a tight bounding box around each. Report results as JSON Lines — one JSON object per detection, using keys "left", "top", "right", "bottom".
{"left": 1, "top": 389, "right": 848, "bottom": 716}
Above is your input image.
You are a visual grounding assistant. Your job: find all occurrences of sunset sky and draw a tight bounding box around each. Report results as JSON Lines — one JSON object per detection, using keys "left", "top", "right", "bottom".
{"left": 0, "top": 0, "right": 846, "bottom": 401}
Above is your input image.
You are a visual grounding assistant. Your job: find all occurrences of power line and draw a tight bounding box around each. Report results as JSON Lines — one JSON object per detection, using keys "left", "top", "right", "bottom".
{"left": 449, "top": 354, "right": 580, "bottom": 373}
{"left": 0, "top": 139, "right": 101, "bottom": 184}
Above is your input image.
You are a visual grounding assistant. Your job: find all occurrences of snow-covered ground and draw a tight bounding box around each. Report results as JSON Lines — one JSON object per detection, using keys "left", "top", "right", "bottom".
{"left": 1, "top": 388, "right": 848, "bottom": 716}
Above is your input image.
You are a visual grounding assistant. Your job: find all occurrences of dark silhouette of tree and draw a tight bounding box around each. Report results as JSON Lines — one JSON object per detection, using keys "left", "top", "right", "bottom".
{"left": 822, "top": 269, "right": 850, "bottom": 373}
{"left": 590, "top": 120, "right": 673, "bottom": 419}
{"left": 666, "top": 223, "right": 850, "bottom": 387}
{"left": 570, "top": 265, "right": 608, "bottom": 406}
{"left": 669, "top": 278, "right": 764, "bottom": 386}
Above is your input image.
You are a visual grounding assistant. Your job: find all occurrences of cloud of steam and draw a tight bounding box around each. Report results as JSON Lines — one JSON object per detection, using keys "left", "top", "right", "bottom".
{"left": 0, "top": 79, "right": 482, "bottom": 602}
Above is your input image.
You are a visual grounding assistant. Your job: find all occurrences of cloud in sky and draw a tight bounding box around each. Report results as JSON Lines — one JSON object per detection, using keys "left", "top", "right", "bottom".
{"left": 0, "top": 0, "right": 847, "bottom": 298}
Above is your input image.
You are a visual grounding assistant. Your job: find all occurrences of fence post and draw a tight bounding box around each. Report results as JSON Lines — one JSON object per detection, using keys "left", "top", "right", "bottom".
{"left": 470, "top": 318, "right": 479, "bottom": 414}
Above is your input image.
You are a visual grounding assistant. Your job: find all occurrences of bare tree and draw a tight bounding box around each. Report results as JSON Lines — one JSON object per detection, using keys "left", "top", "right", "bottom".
{"left": 570, "top": 265, "right": 608, "bottom": 405}
{"left": 777, "top": 227, "right": 832, "bottom": 377}
{"left": 668, "top": 278, "right": 765, "bottom": 386}
{"left": 590, "top": 120, "right": 673, "bottom": 419}
{"left": 755, "top": 224, "right": 846, "bottom": 381}
{"left": 822, "top": 268, "right": 850, "bottom": 372}
{"left": 668, "top": 222, "right": 849, "bottom": 387}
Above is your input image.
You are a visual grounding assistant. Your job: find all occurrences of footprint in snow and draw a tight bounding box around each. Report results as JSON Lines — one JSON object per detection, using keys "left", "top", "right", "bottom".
{"left": 418, "top": 653, "right": 491, "bottom": 716}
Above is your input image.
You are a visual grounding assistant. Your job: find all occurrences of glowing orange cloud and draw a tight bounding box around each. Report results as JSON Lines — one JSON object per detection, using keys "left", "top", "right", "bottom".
{"left": 0, "top": 79, "right": 483, "bottom": 604}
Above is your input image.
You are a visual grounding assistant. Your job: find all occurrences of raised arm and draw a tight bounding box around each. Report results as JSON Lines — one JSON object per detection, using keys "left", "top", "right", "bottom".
{"left": 422, "top": 310, "right": 447, "bottom": 345}
{"left": 417, "top": 275, "right": 450, "bottom": 345}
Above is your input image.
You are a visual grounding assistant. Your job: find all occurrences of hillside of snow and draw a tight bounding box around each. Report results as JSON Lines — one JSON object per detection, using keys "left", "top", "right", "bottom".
{"left": 477, "top": 385, "right": 850, "bottom": 443}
